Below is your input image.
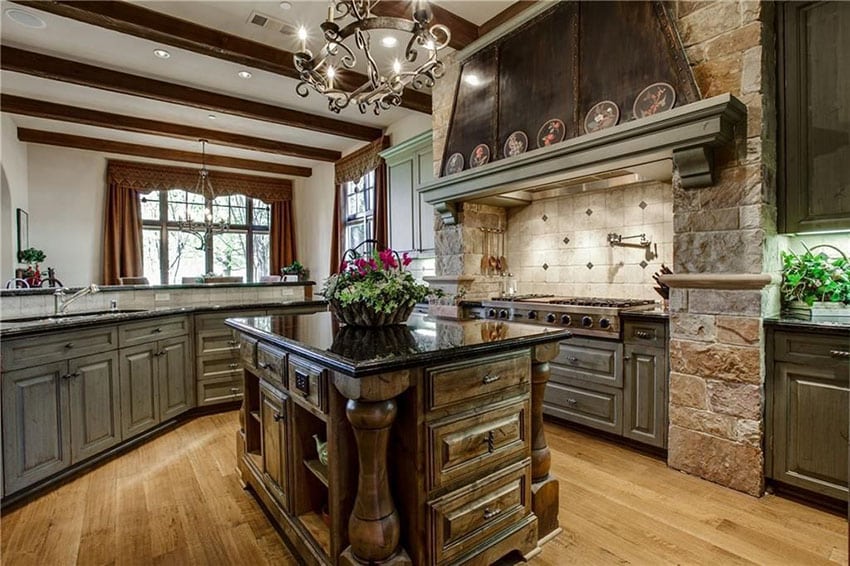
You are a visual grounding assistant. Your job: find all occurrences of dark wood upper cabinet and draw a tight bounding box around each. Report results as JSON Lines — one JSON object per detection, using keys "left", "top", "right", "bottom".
{"left": 779, "top": 1, "right": 850, "bottom": 233}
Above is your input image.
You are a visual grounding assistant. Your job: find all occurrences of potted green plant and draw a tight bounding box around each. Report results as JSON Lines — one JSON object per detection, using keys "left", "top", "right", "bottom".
{"left": 322, "top": 245, "right": 434, "bottom": 326}
{"left": 282, "top": 260, "right": 309, "bottom": 281}
{"left": 18, "top": 247, "right": 46, "bottom": 284}
{"left": 780, "top": 244, "right": 849, "bottom": 316}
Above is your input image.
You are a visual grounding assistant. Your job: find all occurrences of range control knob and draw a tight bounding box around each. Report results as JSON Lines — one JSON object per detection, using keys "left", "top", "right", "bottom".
{"left": 527, "top": 311, "right": 537, "bottom": 320}
{"left": 498, "top": 309, "right": 509, "bottom": 319}
{"left": 487, "top": 308, "right": 497, "bottom": 318}
{"left": 581, "top": 316, "right": 593, "bottom": 328}
{"left": 599, "top": 318, "right": 611, "bottom": 329}
{"left": 546, "top": 313, "right": 556, "bottom": 323}
{"left": 560, "top": 314, "right": 572, "bottom": 326}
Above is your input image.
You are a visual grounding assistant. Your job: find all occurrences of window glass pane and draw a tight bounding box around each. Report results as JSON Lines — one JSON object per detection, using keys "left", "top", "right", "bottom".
{"left": 140, "top": 191, "right": 160, "bottom": 221}
{"left": 252, "top": 198, "right": 270, "bottom": 227}
{"left": 252, "top": 233, "right": 270, "bottom": 280}
{"left": 167, "top": 230, "right": 206, "bottom": 283}
{"left": 346, "top": 223, "right": 366, "bottom": 251}
{"left": 142, "top": 228, "right": 161, "bottom": 283}
{"left": 213, "top": 194, "right": 246, "bottom": 226}
{"left": 212, "top": 231, "right": 247, "bottom": 281}
{"left": 167, "top": 190, "right": 206, "bottom": 223}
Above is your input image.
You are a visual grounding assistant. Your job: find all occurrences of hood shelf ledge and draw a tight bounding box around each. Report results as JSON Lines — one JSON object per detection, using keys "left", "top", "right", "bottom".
{"left": 422, "top": 94, "right": 747, "bottom": 225}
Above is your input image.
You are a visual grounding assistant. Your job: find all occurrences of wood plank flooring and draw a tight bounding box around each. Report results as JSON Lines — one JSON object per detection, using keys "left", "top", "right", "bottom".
{"left": 1, "top": 411, "right": 846, "bottom": 565}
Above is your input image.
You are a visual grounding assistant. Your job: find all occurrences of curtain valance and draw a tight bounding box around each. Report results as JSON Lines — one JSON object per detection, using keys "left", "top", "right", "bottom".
{"left": 107, "top": 160, "right": 293, "bottom": 202}
{"left": 334, "top": 136, "right": 390, "bottom": 185}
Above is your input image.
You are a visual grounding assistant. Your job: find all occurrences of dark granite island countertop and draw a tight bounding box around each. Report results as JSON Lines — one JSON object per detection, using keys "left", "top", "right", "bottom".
{"left": 228, "top": 312, "right": 569, "bottom": 565}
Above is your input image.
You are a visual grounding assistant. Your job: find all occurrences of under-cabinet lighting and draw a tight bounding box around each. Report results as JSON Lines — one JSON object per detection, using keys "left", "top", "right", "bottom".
{"left": 153, "top": 49, "right": 171, "bottom": 59}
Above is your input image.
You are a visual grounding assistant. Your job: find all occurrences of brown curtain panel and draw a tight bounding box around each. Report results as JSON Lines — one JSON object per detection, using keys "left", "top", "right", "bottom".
{"left": 270, "top": 200, "right": 296, "bottom": 275}
{"left": 373, "top": 161, "right": 388, "bottom": 249}
{"left": 329, "top": 184, "right": 343, "bottom": 275}
{"left": 102, "top": 180, "right": 143, "bottom": 285}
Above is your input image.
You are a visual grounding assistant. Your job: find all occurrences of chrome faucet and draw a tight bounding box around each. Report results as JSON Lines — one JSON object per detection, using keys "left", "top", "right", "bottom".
{"left": 54, "top": 284, "right": 100, "bottom": 315}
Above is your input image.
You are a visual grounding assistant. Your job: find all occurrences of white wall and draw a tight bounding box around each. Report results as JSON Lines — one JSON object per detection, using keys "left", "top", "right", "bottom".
{"left": 27, "top": 145, "right": 107, "bottom": 286}
{"left": 294, "top": 162, "right": 335, "bottom": 289}
{"left": 385, "top": 113, "right": 431, "bottom": 146}
{"left": 1, "top": 114, "right": 29, "bottom": 281}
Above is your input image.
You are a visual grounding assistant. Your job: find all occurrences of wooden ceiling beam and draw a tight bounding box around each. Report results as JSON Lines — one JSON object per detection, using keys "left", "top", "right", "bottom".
{"left": 478, "top": 2, "right": 539, "bottom": 37}
{"left": 1, "top": 46, "right": 383, "bottom": 142}
{"left": 12, "top": 0, "right": 432, "bottom": 114}
{"left": 17, "top": 128, "right": 313, "bottom": 177}
{"left": 370, "top": 1, "right": 479, "bottom": 50}
{"left": 1, "top": 94, "right": 341, "bottom": 162}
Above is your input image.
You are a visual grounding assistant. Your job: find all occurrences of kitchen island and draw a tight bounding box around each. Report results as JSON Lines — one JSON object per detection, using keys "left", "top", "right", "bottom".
{"left": 226, "top": 312, "right": 571, "bottom": 565}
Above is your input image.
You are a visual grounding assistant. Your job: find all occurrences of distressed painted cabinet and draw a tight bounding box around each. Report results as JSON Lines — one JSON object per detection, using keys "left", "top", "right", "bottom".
{"left": 767, "top": 325, "right": 849, "bottom": 502}
{"left": 381, "top": 131, "right": 436, "bottom": 254}
{"left": 622, "top": 320, "right": 668, "bottom": 449}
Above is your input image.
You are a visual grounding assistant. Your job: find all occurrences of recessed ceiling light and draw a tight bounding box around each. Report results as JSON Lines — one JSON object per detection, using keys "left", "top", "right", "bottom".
{"left": 237, "top": 70, "right": 253, "bottom": 79}
{"left": 5, "top": 8, "right": 46, "bottom": 29}
{"left": 381, "top": 36, "right": 398, "bottom": 48}
{"left": 279, "top": 1, "right": 292, "bottom": 9}
{"left": 153, "top": 49, "right": 171, "bottom": 59}
{"left": 208, "top": 114, "right": 217, "bottom": 120}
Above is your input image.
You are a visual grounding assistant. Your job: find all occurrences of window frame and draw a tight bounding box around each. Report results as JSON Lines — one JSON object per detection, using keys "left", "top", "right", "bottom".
{"left": 341, "top": 170, "right": 375, "bottom": 253}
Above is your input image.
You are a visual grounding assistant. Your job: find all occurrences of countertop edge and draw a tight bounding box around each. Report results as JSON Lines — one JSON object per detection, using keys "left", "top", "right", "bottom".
{"left": 0, "top": 280, "right": 316, "bottom": 297}
{"left": 763, "top": 317, "right": 850, "bottom": 334}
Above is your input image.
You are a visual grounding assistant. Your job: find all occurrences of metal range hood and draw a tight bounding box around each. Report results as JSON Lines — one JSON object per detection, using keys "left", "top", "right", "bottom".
{"left": 420, "top": 94, "right": 747, "bottom": 224}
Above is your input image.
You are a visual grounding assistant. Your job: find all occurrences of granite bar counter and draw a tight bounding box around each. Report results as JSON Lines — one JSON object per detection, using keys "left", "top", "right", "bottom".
{"left": 226, "top": 312, "right": 570, "bottom": 565}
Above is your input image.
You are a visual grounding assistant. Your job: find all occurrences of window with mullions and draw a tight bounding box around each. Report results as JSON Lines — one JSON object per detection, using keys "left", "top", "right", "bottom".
{"left": 140, "top": 189, "right": 270, "bottom": 284}
{"left": 343, "top": 170, "right": 375, "bottom": 252}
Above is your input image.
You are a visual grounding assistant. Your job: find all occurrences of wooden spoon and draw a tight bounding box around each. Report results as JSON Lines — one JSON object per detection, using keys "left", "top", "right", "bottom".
{"left": 480, "top": 228, "right": 488, "bottom": 274}
{"left": 499, "top": 230, "right": 508, "bottom": 273}
{"left": 488, "top": 230, "right": 498, "bottom": 273}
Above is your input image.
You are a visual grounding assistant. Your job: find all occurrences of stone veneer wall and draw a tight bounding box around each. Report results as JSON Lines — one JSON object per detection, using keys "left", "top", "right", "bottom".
{"left": 431, "top": 1, "right": 777, "bottom": 496}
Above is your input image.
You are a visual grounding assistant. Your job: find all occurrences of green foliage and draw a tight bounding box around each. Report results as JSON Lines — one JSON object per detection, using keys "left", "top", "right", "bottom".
{"left": 780, "top": 245, "right": 850, "bottom": 306}
{"left": 18, "top": 247, "right": 46, "bottom": 264}
{"left": 322, "top": 248, "right": 434, "bottom": 315}
{"left": 282, "top": 260, "right": 304, "bottom": 274}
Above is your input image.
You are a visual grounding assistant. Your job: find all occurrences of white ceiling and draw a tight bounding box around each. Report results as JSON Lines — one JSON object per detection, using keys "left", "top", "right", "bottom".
{"left": 0, "top": 0, "right": 516, "bottom": 177}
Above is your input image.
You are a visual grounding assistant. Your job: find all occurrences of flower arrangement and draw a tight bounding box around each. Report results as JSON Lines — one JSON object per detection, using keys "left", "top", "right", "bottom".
{"left": 780, "top": 244, "right": 849, "bottom": 306}
{"left": 322, "top": 245, "right": 433, "bottom": 326}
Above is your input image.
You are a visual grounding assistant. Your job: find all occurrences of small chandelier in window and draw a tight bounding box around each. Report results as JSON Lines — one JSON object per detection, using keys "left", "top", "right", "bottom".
{"left": 176, "top": 139, "right": 229, "bottom": 250}
{"left": 293, "top": 0, "right": 451, "bottom": 115}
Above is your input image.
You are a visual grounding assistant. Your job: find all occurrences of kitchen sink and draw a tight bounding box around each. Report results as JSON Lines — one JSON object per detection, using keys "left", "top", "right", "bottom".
{"left": 1, "top": 309, "right": 149, "bottom": 324}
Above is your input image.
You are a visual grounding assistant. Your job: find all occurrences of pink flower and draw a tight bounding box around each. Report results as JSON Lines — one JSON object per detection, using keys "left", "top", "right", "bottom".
{"left": 339, "top": 260, "right": 349, "bottom": 272}
{"left": 379, "top": 249, "right": 398, "bottom": 269}
{"left": 368, "top": 258, "right": 379, "bottom": 271}
{"left": 402, "top": 252, "right": 412, "bottom": 267}
{"left": 354, "top": 258, "right": 367, "bottom": 275}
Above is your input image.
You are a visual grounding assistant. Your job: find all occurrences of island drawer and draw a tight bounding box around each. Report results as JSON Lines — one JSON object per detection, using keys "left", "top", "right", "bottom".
{"left": 623, "top": 320, "right": 667, "bottom": 347}
{"left": 427, "top": 398, "right": 529, "bottom": 493}
{"left": 239, "top": 335, "right": 258, "bottom": 370}
{"left": 197, "top": 376, "right": 243, "bottom": 407}
{"left": 195, "top": 310, "right": 266, "bottom": 332}
{"left": 543, "top": 380, "right": 622, "bottom": 435}
{"left": 428, "top": 459, "right": 531, "bottom": 565}
{"left": 119, "top": 316, "right": 189, "bottom": 347}
{"left": 2, "top": 326, "right": 118, "bottom": 371}
{"left": 197, "top": 354, "right": 242, "bottom": 381}
{"left": 774, "top": 330, "right": 850, "bottom": 369}
{"left": 288, "top": 355, "right": 327, "bottom": 414}
{"left": 426, "top": 351, "right": 531, "bottom": 412}
{"left": 257, "top": 343, "right": 287, "bottom": 386}
{"left": 196, "top": 329, "right": 241, "bottom": 356}
{"left": 550, "top": 337, "right": 623, "bottom": 388}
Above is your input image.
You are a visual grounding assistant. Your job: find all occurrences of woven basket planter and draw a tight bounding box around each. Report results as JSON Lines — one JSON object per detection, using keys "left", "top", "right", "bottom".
{"left": 329, "top": 299, "right": 414, "bottom": 327}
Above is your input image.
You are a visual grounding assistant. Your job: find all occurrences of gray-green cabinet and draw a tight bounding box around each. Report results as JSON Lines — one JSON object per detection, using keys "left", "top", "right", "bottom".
{"left": 157, "top": 336, "right": 193, "bottom": 421}
{"left": 69, "top": 352, "right": 122, "bottom": 462}
{"left": 622, "top": 344, "right": 667, "bottom": 448}
{"left": 767, "top": 326, "right": 849, "bottom": 501}
{"left": 381, "top": 131, "right": 435, "bottom": 253}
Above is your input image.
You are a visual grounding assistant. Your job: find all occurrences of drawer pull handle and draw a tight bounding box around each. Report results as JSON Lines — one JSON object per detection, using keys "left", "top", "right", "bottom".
{"left": 566, "top": 398, "right": 578, "bottom": 405}
{"left": 568, "top": 356, "right": 579, "bottom": 363}
{"left": 229, "top": 363, "right": 239, "bottom": 369}
{"left": 623, "top": 356, "right": 631, "bottom": 361}
{"left": 483, "top": 430, "right": 496, "bottom": 453}
{"left": 65, "top": 342, "right": 74, "bottom": 349}
{"left": 635, "top": 330, "right": 652, "bottom": 339}
{"left": 62, "top": 371, "right": 80, "bottom": 380}
{"left": 829, "top": 350, "right": 850, "bottom": 359}
{"left": 228, "top": 340, "right": 239, "bottom": 347}
{"left": 482, "top": 374, "right": 501, "bottom": 384}
{"left": 155, "top": 351, "right": 165, "bottom": 357}
{"left": 483, "top": 507, "right": 502, "bottom": 520}
{"left": 273, "top": 411, "right": 285, "bottom": 422}
{"left": 258, "top": 362, "right": 271, "bottom": 370}
{"left": 229, "top": 387, "right": 240, "bottom": 395}
{"left": 153, "top": 327, "right": 162, "bottom": 333}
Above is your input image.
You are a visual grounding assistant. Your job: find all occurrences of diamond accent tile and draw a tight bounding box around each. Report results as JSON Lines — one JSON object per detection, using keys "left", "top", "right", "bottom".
{"left": 541, "top": 214, "right": 548, "bottom": 222}
{"left": 542, "top": 263, "right": 549, "bottom": 271}
{"left": 586, "top": 262, "right": 593, "bottom": 270}
{"left": 585, "top": 208, "right": 593, "bottom": 216}
{"left": 562, "top": 236, "right": 570, "bottom": 245}
{"left": 639, "top": 200, "right": 648, "bottom": 210}
{"left": 640, "top": 260, "right": 648, "bottom": 269}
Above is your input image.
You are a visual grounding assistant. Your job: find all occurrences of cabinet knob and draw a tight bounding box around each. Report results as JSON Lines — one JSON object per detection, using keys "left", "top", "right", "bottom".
{"left": 229, "top": 387, "right": 240, "bottom": 395}
{"left": 153, "top": 327, "right": 162, "bottom": 333}
{"left": 229, "top": 362, "right": 239, "bottom": 369}
{"left": 273, "top": 411, "right": 285, "bottom": 422}
{"left": 482, "top": 507, "right": 502, "bottom": 520}
{"left": 566, "top": 398, "right": 577, "bottom": 405}
{"left": 623, "top": 356, "right": 631, "bottom": 361}
{"left": 258, "top": 362, "right": 271, "bottom": 370}
{"left": 65, "top": 342, "right": 74, "bottom": 349}
{"left": 568, "top": 356, "right": 579, "bottom": 363}
{"left": 62, "top": 371, "right": 81, "bottom": 380}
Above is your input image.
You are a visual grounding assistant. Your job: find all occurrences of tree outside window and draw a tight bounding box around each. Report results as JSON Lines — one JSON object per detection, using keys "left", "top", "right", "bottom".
{"left": 140, "top": 189, "right": 270, "bottom": 284}
{"left": 343, "top": 170, "right": 375, "bottom": 252}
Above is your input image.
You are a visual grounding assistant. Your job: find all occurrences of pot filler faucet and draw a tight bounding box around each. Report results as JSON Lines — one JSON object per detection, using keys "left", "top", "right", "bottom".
{"left": 54, "top": 284, "right": 100, "bottom": 315}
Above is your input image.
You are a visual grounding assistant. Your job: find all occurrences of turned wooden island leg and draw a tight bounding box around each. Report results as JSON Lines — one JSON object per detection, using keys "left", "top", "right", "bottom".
{"left": 531, "top": 343, "right": 561, "bottom": 541}
{"left": 336, "top": 371, "right": 412, "bottom": 566}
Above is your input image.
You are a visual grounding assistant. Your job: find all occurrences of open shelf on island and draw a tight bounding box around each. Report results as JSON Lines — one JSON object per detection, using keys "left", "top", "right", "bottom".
{"left": 298, "top": 511, "right": 331, "bottom": 557}
{"left": 304, "top": 459, "right": 329, "bottom": 487}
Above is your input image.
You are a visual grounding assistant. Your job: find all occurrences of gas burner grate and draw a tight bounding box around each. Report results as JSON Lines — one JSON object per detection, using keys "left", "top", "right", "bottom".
{"left": 547, "top": 297, "right": 656, "bottom": 308}
{"left": 490, "top": 294, "right": 555, "bottom": 301}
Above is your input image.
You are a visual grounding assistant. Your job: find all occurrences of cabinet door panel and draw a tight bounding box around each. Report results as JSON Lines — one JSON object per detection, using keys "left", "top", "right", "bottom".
{"left": 120, "top": 344, "right": 159, "bottom": 439}
{"left": 388, "top": 158, "right": 416, "bottom": 252}
{"left": 622, "top": 345, "right": 667, "bottom": 448}
{"left": 260, "top": 383, "right": 289, "bottom": 509}
{"left": 417, "top": 149, "right": 435, "bottom": 252}
{"left": 2, "top": 362, "right": 70, "bottom": 493}
{"left": 69, "top": 351, "right": 121, "bottom": 463}
{"left": 158, "top": 336, "right": 193, "bottom": 421}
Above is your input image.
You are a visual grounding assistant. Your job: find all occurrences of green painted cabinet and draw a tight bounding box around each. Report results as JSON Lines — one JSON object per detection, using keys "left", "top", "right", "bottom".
{"left": 622, "top": 344, "right": 667, "bottom": 448}
{"left": 381, "top": 131, "right": 435, "bottom": 253}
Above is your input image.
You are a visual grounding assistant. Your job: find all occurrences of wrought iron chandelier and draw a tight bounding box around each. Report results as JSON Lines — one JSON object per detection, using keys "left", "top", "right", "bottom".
{"left": 176, "top": 139, "right": 229, "bottom": 250}
{"left": 293, "top": 0, "right": 451, "bottom": 115}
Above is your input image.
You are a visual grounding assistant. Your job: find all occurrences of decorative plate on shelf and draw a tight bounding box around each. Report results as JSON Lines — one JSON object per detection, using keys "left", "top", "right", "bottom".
{"left": 503, "top": 131, "right": 528, "bottom": 158}
{"left": 444, "top": 152, "right": 464, "bottom": 175}
{"left": 536, "top": 118, "right": 566, "bottom": 148}
{"left": 584, "top": 100, "right": 620, "bottom": 134}
{"left": 469, "top": 144, "right": 491, "bottom": 168}
{"left": 632, "top": 82, "right": 676, "bottom": 119}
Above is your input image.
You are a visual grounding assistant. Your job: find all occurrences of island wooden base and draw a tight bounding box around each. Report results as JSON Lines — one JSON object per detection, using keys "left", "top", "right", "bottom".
{"left": 532, "top": 477, "right": 561, "bottom": 539}
{"left": 340, "top": 546, "right": 412, "bottom": 565}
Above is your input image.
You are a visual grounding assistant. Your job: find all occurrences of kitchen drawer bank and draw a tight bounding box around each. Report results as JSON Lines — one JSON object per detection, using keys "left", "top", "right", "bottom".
{"left": 227, "top": 312, "right": 570, "bottom": 566}
{"left": 0, "top": 301, "right": 326, "bottom": 505}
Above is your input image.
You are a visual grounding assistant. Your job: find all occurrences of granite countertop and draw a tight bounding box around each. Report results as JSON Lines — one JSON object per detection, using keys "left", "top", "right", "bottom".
{"left": 226, "top": 312, "right": 572, "bottom": 378}
{"left": 764, "top": 315, "right": 850, "bottom": 333}
{"left": 621, "top": 306, "right": 669, "bottom": 320}
{"left": 0, "top": 300, "right": 328, "bottom": 338}
{"left": 0, "top": 280, "right": 315, "bottom": 297}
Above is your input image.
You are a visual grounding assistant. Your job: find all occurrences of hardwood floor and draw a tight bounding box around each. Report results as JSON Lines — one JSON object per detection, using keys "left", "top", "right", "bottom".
{"left": 1, "top": 411, "right": 846, "bottom": 565}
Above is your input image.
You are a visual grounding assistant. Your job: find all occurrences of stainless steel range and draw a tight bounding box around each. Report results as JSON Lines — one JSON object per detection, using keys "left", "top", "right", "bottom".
{"left": 480, "top": 295, "right": 657, "bottom": 338}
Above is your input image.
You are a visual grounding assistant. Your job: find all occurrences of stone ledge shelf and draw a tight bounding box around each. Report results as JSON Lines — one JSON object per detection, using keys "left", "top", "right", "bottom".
{"left": 659, "top": 273, "right": 778, "bottom": 290}
{"left": 421, "top": 94, "right": 747, "bottom": 225}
